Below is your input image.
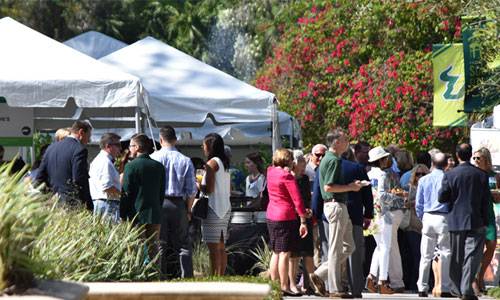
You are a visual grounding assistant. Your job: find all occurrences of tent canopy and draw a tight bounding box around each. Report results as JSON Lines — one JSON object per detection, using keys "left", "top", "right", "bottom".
{"left": 64, "top": 31, "right": 127, "bottom": 59}
{"left": 0, "top": 17, "right": 146, "bottom": 109}
{"left": 100, "top": 36, "right": 275, "bottom": 124}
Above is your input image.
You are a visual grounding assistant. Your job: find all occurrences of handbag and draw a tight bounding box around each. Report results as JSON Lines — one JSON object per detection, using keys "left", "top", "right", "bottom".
{"left": 192, "top": 194, "right": 209, "bottom": 219}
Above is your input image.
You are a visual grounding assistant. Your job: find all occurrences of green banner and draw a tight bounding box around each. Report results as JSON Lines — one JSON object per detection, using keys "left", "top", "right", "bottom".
{"left": 432, "top": 43, "right": 467, "bottom": 127}
{"left": 0, "top": 137, "right": 33, "bottom": 147}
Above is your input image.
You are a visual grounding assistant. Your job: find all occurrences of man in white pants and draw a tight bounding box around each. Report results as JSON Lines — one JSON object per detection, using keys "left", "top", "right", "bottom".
{"left": 416, "top": 152, "right": 453, "bottom": 297}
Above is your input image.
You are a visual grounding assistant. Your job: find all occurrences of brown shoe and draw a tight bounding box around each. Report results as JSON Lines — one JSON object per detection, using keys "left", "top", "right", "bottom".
{"left": 379, "top": 282, "right": 395, "bottom": 295}
{"left": 366, "top": 276, "right": 377, "bottom": 293}
{"left": 309, "top": 273, "right": 327, "bottom": 297}
{"left": 392, "top": 287, "right": 405, "bottom": 293}
{"left": 330, "top": 292, "right": 354, "bottom": 298}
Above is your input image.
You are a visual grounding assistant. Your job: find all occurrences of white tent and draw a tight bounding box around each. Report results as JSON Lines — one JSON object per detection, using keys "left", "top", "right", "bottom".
{"left": 0, "top": 17, "right": 148, "bottom": 134}
{"left": 99, "top": 36, "right": 276, "bottom": 124}
{"left": 90, "top": 111, "right": 301, "bottom": 146}
{"left": 64, "top": 31, "right": 127, "bottom": 59}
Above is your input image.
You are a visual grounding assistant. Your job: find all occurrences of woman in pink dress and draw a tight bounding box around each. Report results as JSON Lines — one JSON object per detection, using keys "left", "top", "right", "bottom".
{"left": 266, "top": 148, "right": 308, "bottom": 296}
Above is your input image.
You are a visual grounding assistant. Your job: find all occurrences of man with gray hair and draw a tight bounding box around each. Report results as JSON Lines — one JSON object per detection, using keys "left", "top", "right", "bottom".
{"left": 306, "top": 144, "right": 327, "bottom": 184}
{"left": 89, "top": 133, "right": 122, "bottom": 222}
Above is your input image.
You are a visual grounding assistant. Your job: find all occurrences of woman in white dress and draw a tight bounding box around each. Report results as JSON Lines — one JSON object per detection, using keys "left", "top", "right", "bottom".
{"left": 201, "top": 133, "right": 231, "bottom": 276}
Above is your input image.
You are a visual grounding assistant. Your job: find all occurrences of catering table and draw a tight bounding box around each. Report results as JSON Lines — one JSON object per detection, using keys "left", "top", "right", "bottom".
{"left": 226, "top": 198, "right": 269, "bottom": 275}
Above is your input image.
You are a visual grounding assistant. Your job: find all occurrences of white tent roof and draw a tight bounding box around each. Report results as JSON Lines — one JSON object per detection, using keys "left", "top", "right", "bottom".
{"left": 0, "top": 17, "right": 145, "bottom": 109}
{"left": 100, "top": 36, "right": 275, "bottom": 124}
{"left": 64, "top": 31, "right": 127, "bottom": 59}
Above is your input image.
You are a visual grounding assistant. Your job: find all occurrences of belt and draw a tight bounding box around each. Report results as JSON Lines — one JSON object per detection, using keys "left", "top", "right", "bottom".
{"left": 95, "top": 198, "right": 120, "bottom": 202}
{"left": 324, "top": 198, "right": 335, "bottom": 203}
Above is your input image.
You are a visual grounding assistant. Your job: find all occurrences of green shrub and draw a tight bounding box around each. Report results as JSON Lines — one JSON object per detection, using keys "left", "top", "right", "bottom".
{"left": 31, "top": 208, "right": 159, "bottom": 282}
{"left": 0, "top": 163, "right": 49, "bottom": 293}
{"left": 488, "top": 287, "right": 500, "bottom": 299}
{"left": 192, "top": 240, "right": 210, "bottom": 277}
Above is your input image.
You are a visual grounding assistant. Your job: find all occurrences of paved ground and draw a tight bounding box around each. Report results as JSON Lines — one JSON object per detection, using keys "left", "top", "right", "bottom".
{"left": 284, "top": 292, "right": 494, "bottom": 300}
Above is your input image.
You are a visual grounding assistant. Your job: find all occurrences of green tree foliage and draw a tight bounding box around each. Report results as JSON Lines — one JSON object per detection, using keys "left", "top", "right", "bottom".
{"left": 255, "top": 0, "right": 497, "bottom": 151}
{"left": 0, "top": 0, "right": 221, "bottom": 60}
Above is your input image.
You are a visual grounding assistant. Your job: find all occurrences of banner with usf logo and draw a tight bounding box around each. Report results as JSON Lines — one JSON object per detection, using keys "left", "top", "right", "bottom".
{"left": 432, "top": 43, "right": 467, "bottom": 127}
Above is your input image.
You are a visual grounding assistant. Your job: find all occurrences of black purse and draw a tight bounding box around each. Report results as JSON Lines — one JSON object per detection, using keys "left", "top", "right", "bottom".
{"left": 192, "top": 194, "right": 209, "bottom": 219}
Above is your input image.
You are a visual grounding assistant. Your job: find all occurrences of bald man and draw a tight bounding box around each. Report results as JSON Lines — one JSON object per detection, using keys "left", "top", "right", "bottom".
{"left": 415, "top": 152, "right": 452, "bottom": 297}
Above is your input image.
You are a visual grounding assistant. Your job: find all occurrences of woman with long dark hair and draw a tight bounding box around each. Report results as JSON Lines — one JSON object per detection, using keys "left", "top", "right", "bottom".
{"left": 200, "top": 133, "right": 231, "bottom": 276}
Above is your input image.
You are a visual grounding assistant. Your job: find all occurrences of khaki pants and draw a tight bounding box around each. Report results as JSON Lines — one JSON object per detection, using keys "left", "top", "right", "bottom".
{"left": 314, "top": 202, "right": 355, "bottom": 293}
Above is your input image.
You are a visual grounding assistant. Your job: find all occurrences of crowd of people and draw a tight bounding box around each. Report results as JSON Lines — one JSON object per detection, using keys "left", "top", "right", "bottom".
{"left": 262, "top": 128, "right": 500, "bottom": 300}
{"left": 3, "top": 121, "right": 499, "bottom": 300}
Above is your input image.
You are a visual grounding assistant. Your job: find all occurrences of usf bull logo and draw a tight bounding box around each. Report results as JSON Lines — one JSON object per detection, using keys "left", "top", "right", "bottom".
{"left": 439, "top": 65, "right": 465, "bottom": 100}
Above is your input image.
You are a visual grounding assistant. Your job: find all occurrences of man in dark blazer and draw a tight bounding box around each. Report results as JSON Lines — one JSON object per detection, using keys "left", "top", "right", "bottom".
{"left": 35, "top": 121, "right": 93, "bottom": 211}
{"left": 439, "top": 143, "right": 491, "bottom": 300}
{"left": 120, "top": 134, "right": 166, "bottom": 264}
{"left": 342, "top": 155, "right": 374, "bottom": 298}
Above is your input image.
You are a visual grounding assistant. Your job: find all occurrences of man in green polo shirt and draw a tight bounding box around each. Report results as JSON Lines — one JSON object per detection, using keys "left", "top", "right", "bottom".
{"left": 314, "top": 128, "right": 362, "bottom": 298}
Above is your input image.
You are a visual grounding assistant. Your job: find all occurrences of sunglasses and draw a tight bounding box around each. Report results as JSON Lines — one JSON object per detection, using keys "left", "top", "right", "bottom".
{"left": 415, "top": 172, "right": 427, "bottom": 177}
{"left": 314, "top": 153, "right": 325, "bottom": 158}
{"left": 472, "top": 156, "right": 481, "bottom": 161}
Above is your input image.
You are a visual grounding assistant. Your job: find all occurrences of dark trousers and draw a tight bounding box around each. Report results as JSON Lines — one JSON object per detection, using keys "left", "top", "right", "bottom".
{"left": 348, "top": 225, "right": 366, "bottom": 296}
{"left": 160, "top": 197, "right": 193, "bottom": 279}
{"left": 449, "top": 227, "right": 485, "bottom": 297}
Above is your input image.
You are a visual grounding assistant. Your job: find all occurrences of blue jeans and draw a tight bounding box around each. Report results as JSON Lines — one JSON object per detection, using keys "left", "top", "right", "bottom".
{"left": 93, "top": 199, "right": 120, "bottom": 223}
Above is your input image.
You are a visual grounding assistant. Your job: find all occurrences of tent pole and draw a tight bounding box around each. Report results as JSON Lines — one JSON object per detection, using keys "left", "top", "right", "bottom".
{"left": 135, "top": 108, "right": 141, "bottom": 133}
{"left": 271, "top": 99, "right": 281, "bottom": 153}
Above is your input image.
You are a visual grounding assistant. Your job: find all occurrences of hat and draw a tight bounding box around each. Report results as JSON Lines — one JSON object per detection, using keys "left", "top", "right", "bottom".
{"left": 368, "top": 146, "right": 391, "bottom": 163}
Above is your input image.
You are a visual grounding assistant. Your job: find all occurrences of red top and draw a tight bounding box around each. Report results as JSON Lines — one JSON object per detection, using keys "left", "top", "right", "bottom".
{"left": 266, "top": 166, "right": 306, "bottom": 221}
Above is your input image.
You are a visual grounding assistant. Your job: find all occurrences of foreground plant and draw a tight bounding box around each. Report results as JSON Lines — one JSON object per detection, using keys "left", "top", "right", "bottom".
{"left": 0, "top": 163, "right": 49, "bottom": 293}
{"left": 32, "top": 209, "right": 159, "bottom": 282}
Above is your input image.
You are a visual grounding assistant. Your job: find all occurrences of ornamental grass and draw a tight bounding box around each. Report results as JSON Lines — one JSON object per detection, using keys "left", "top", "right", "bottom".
{"left": 0, "top": 163, "right": 49, "bottom": 293}
{"left": 32, "top": 209, "right": 160, "bottom": 282}
{"left": 0, "top": 161, "right": 159, "bottom": 294}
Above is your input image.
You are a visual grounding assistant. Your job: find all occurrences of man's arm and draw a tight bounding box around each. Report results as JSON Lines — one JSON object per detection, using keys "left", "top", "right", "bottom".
{"left": 72, "top": 147, "right": 92, "bottom": 210}
{"left": 34, "top": 148, "right": 49, "bottom": 187}
{"left": 311, "top": 169, "right": 324, "bottom": 219}
{"left": 322, "top": 159, "right": 361, "bottom": 193}
{"left": 415, "top": 180, "right": 424, "bottom": 220}
{"left": 120, "top": 164, "right": 136, "bottom": 220}
{"left": 438, "top": 173, "right": 451, "bottom": 203}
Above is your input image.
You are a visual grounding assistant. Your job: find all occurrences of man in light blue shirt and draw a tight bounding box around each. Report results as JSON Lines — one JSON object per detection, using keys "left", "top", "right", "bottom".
{"left": 151, "top": 126, "right": 197, "bottom": 279}
{"left": 415, "top": 152, "right": 452, "bottom": 297}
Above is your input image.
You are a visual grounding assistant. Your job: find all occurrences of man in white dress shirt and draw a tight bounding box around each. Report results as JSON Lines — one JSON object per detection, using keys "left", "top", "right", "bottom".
{"left": 89, "top": 133, "right": 122, "bottom": 222}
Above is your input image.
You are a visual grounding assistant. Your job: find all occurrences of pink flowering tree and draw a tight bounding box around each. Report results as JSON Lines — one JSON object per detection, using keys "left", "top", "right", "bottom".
{"left": 256, "top": 0, "right": 465, "bottom": 152}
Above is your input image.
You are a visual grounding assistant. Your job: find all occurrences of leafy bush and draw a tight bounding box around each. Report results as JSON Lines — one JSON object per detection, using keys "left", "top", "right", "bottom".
{"left": 249, "top": 236, "right": 272, "bottom": 275}
{"left": 488, "top": 287, "right": 500, "bottom": 299}
{"left": 192, "top": 240, "right": 210, "bottom": 277}
{"left": 0, "top": 163, "right": 49, "bottom": 293}
{"left": 31, "top": 209, "right": 159, "bottom": 282}
{"left": 255, "top": 0, "right": 466, "bottom": 150}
